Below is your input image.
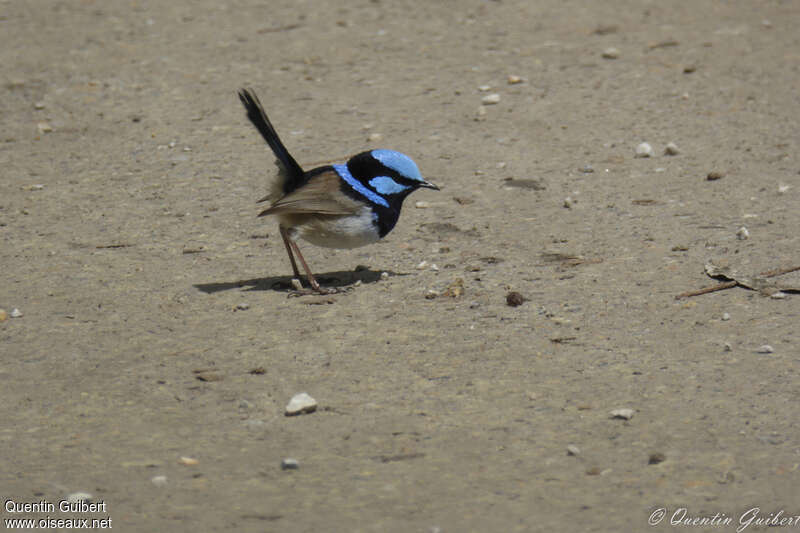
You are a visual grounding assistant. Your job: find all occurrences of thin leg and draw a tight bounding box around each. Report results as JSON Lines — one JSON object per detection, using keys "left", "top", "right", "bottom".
{"left": 279, "top": 226, "right": 301, "bottom": 278}
{"left": 288, "top": 239, "right": 322, "bottom": 292}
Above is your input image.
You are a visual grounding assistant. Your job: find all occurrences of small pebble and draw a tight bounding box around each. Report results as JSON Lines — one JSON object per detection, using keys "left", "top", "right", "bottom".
{"left": 37, "top": 122, "right": 53, "bottom": 133}
{"left": 10, "top": 308, "right": 22, "bottom": 318}
{"left": 755, "top": 345, "right": 774, "bottom": 354}
{"left": 235, "top": 302, "right": 250, "bottom": 311}
{"left": 481, "top": 93, "right": 501, "bottom": 105}
{"left": 563, "top": 197, "right": 574, "bottom": 208}
{"left": 566, "top": 444, "right": 581, "bottom": 456}
{"left": 778, "top": 184, "right": 790, "bottom": 194}
{"left": 380, "top": 271, "right": 389, "bottom": 281}
{"left": 281, "top": 458, "right": 299, "bottom": 470}
{"left": 506, "top": 291, "right": 525, "bottom": 307}
{"left": 648, "top": 452, "right": 666, "bottom": 465}
{"left": 151, "top": 475, "right": 168, "bottom": 487}
{"left": 477, "top": 84, "right": 492, "bottom": 92}
{"left": 706, "top": 171, "right": 725, "bottom": 181}
{"left": 664, "top": 142, "right": 680, "bottom": 155}
{"left": 285, "top": 392, "right": 317, "bottom": 416}
{"left": 243, "top": 419, "right": 266, "bottom": 431}
{"left": 367, "top": 132, "right": 383, "bottom": 142}
{"left": 416, "top": 260, "right": 429, "bottom": 270}
{"left": 610, "top": 408, "right": 635, "bottom": 420}
{"left": 507, "top": 74, "right": 523, "bottom": 84}
{"left": 66, "top": 492, "right": 93, "bottom": 504}
{"left": 721, "top": 312, "right": 731, "bottom": 321}
{"left": 635, "top": 142, "right": 653, "bottom": 158}
{"left": 601, "top": 47, "right": 620, "bottom": 59}
{"left": 579, "top": 164, "right": 594, "bottom": 173}
{"left": 290, "top": 278, "right": 303, "bottom": 291}
{"left": 430, "top": 264, "right": 439, "bottom": 272}
{"left": 179, "top": 456, "right": 199, "bottom": 465}
{"left": 415, "top": 201, "right": 430, "bottom": 208}
{"left": 425, "top": 289, "right": 440, "bottom": 299}
{"left": 0, "top": 309, "right": 7, "bottom": 322}
{"left": 736, "top": 227, "right": 749, "bottom": 240}
{"left": 723, "top": 342, "right": 732, "bottom": 352}
{"left": 34, "top": 101, "right": 46, "bottom": 110}
{"left": 770, "top": 292, "right": 786, "bottom": 300}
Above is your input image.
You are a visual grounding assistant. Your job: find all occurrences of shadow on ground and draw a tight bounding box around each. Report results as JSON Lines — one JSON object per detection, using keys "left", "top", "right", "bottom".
{"left": 193, "top": 267, "right": 396, "bottom": 293}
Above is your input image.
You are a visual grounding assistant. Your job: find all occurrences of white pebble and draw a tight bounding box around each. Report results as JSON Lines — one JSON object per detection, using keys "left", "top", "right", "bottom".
{"left": 37, "top": 122, "right": 53, "bottom": 133}
{"left": 755, "top": 345, "right": 774, "bottom": 354}
{"left": 736, "top": 227, "right": 749, "bottom": 240}
{"left": 778, "top": 184, "right": 790, "bottom": 194}
{"left": 481, "top": 93, "right": 501, "bottom": 105}
{"left": 566, "top": 444, "right": 581, "bottom": 456}
{"left": 563, "top": 197, "right": 574, "bottom": 208}
{"left": 281, "top": 458, "right": 299, "bottom": 470}
{"left": 601, "top": 47, "right": 620, "bottom": 59}
{"left": 290, "top": 278, "right": 303, "bottom": 291}
{"left": 664, "top": 142, "right": 680, "bottom": 155}
{"left": 430, "top": 264, "right": 439, "bottom": 272}
{"left": 477, "top": 84, "right": 492, "bottom": 92}
{"left": 507, "top": 74, "right": 523, "bottom": 84}
{"left": 415, "top": 201, "right": 430, "bottom": 209}
{"left": 380, "top": 272, "right": 389, "bottom": 281}
{"left": 770, "top": 292, "right": 786, "bottom": 299}
{"left": 235, "top": 302, "right": 250, "bottom": 311}
{"left": 34, "top": 101, "right": 46, "bottom": 110}
{"left": 416, "top": 260, "right": 429, "bottom": 270}
{"left": 151, "top": 475, "right": 168, "bottom": 486}
{"left": 610, "top": 408, "right": 635, "bottom": 420}
{"left": 368, "top": 132, "right": 383, "bottom": 142}
{"left": 10, "top": 308, "right": 23, "bottom": 318}
{"left": 723, "top": 342, "right": 732, "bottom": 352}
{"left": 635, "top": 142, "right": 653, "bottom": 158}
{"left": 66, "top": 492, "right": 92, "bottom": 504}
{"left": 285, "top": 392, "right": 317, "bottom": 416}
{"left": 721, "top": 312, "right": 731, "bottom": 321}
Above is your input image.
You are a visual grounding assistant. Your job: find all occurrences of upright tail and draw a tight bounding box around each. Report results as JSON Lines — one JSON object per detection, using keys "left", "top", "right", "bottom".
{"left": 238, "top": 88, "right": 305, "bottom": 190}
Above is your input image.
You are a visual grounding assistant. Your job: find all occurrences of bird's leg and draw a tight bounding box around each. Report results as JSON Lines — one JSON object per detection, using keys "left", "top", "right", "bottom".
{"left": 287, "top": 239, "right": 325, "bottom": 292}
{"left": 279, "top": 226, "right": 301, "bottom": 279}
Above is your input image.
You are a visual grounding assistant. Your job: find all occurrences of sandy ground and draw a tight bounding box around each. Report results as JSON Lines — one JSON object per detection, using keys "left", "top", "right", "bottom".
{"left": 2, "top": 1, "right": 800, "bottom": 531}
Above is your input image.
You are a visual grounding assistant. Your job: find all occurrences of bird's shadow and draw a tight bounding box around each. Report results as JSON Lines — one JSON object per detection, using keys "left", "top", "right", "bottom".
{"left": 194, "top": 267, "right": 395, "bottom": 294}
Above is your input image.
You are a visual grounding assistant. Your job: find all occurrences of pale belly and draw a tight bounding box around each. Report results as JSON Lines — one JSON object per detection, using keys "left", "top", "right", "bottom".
{"left": 284, "top": 207, "right": 381, "bottom": 249}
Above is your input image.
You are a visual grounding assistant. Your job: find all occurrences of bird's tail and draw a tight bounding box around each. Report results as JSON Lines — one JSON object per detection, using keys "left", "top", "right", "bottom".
{"left": 238, "top": 88, "right": 305, "bottom": 191}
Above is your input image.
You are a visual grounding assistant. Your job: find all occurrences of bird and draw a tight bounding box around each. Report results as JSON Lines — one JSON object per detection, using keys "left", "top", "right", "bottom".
{"left": 237, "top": 88, "right": 439, "bottom": 294}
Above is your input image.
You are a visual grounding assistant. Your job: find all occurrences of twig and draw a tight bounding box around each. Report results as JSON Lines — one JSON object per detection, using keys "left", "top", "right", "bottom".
{"left": 675, "top": 281, "right": 737, "bottom": 299}
{"left": 676, "top": 264, "right": 800, "bottom": 299}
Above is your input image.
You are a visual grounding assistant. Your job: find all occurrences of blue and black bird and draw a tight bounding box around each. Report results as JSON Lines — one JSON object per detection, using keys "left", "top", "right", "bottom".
{"left": 238, "top": 88, "right": 439, "bottom": 293}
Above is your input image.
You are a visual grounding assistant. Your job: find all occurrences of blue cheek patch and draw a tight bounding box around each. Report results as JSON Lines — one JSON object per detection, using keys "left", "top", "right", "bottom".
{"left": 371, "top": 149, "right": 424, "bottom": 182}
{"left": 333, "top": 164, "right": 389, "bottom": 207}
{"left": 369, "top": 176, "right": 410, "bottom": 195}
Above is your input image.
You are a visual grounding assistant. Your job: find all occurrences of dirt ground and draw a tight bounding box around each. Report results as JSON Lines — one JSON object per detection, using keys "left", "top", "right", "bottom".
{"left": 2, "top": 1, "right": 799, "bottom": 531}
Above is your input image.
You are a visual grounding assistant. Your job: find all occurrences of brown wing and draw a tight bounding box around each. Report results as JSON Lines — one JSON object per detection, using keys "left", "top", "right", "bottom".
{"left": 258, "top": 169, "right": 362, "bottom": 217}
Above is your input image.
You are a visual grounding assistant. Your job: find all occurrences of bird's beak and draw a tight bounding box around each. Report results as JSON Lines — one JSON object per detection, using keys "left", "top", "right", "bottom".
{"left": 420, "top": 179, "right": 440, "bottom": 191}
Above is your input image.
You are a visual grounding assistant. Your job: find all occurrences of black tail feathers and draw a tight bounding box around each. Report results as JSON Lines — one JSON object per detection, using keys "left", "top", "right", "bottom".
{"left": 238, "top": 88, "right": 305, "bottom": 186}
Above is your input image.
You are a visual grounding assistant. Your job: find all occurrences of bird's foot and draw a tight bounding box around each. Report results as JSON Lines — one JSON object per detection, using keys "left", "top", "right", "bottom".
{"left": 286, "top": 278, "right": 351, "bottom": 297}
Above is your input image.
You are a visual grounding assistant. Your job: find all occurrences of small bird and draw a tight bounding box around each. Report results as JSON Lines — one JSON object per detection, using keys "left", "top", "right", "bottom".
{"left": 238, "top": 88, "right": 439, "bottom": 293}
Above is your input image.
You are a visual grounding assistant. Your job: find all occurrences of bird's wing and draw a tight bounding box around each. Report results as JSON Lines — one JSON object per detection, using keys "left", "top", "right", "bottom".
{"left": 258, "top": 169, "right": 362, "bottom": 216}
{"left": 238, "top": 88, "right": 305, "bottom": 186}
